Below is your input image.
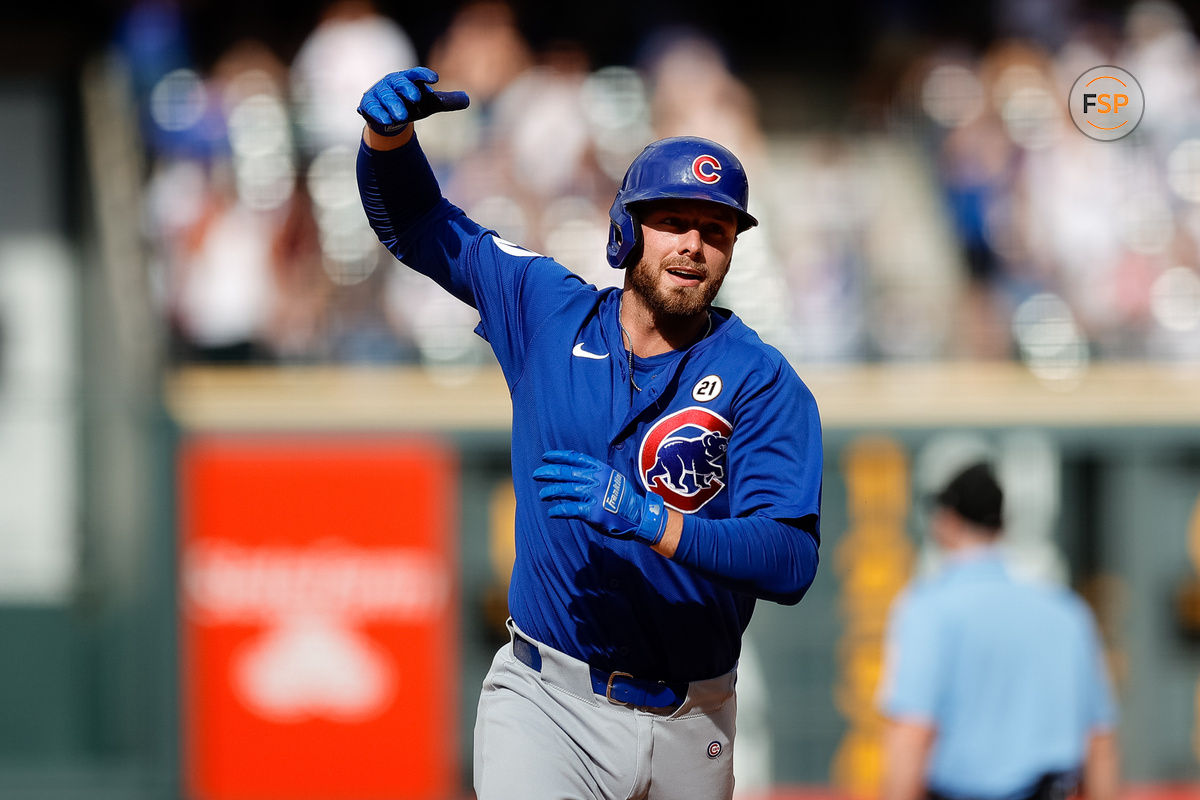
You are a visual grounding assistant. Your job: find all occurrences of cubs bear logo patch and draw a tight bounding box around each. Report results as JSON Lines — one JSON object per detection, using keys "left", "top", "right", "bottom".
{"left": 639, "top": 406, "right": 732, "bottom": 513}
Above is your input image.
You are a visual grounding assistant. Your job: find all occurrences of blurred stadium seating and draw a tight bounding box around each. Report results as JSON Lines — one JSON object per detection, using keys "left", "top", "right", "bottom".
{"left": 97, "top": 0, "right": 1200, "bottom": 373}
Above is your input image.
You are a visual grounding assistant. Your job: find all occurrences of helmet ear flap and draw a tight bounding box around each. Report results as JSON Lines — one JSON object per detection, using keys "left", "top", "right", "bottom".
{"left": 606, "top": 196, "right": 641, "bottom": 268}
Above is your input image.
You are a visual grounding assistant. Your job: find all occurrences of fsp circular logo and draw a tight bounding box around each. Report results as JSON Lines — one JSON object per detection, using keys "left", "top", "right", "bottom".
{"left": 692, "top": 155, "right": 721, "bottom": 184}
{"left": 1068, "top": 66, "right": 1144, "bottom": 141}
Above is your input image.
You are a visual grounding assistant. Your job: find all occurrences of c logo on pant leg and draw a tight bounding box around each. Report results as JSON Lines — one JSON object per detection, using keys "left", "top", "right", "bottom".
{"left": 707, "top": 741, "right": 723, "bottom": 759}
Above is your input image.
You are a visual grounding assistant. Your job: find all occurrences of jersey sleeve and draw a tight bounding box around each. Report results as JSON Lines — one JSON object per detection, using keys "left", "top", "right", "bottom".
{"left": 727, "top": 355, "right": 823, "bottom": 528}
{"left": 357, "top": 134, "right": 586, "bottom": 379}
{"left": 878, "top": 588, "right": 944, "bottom": 722}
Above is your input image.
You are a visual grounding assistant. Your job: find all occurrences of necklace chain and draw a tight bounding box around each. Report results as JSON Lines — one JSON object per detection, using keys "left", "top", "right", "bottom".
{"left": 618, "top": 299, "right": 712, "bottom": 397}
{"left": 618, "top": 321, "right": 641, "bottom": 393}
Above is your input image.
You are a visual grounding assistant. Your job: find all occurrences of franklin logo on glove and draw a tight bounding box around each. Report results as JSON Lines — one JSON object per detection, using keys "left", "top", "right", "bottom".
{"left": 603, "top": 473, "right": 626, "bottom": 514}
{"left": 533, "top": 450, "right": 669, "bottom": 547}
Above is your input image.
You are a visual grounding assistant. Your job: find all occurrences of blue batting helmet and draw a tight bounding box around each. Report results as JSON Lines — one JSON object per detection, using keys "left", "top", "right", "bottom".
{"left": 606, "top": 136, "right": 759, "bottom": 269}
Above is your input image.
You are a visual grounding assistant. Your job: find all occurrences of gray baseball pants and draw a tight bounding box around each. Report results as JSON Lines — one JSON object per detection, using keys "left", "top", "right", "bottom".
{"left": 473, "top": 619, "right": 738, "bottom": 800}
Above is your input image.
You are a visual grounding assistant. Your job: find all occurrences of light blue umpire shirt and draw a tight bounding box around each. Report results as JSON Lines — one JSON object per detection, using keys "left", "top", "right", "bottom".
{"left": 878, "top": 546, "right": 1118, "bottom": 799}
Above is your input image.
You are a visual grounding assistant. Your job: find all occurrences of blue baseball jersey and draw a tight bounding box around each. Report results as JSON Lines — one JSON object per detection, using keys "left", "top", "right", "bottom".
{"left": 359, "top": 137, "right": 822, "bottom": 682}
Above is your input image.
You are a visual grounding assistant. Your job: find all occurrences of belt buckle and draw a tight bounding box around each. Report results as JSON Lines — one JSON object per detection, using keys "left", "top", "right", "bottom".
{"left": 605, "top": 671, "right": 634, "bottom": 705}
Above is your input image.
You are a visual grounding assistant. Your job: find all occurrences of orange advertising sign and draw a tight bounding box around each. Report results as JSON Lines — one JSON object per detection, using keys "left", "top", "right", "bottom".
{"left": 179, "top": 435, "right": 458, "bottom": 800}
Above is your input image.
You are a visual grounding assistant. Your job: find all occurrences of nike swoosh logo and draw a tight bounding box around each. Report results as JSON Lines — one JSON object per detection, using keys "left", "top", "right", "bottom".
{"left": 572, "top": 342, "right": 609, "bottom": 360}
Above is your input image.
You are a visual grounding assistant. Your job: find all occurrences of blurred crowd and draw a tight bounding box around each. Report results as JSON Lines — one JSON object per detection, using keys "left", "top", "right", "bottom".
{"left": 871, "top": 0, "right": 1200, "bottom": 375}
{"left": 110, "top": 0, "right": 1200, "bottom": 375}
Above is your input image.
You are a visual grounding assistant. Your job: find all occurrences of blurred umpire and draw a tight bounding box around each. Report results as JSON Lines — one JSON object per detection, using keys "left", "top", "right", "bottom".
{"left": 877, "top": 461, "right": 1120, "bottom": 800}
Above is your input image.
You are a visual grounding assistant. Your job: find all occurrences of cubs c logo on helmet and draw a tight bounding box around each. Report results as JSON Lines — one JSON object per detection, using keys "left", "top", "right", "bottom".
{"left": 692, "top": 155, "right": 721, "bottom": 184}
{"left": 640, "top": 407, "right": 732, "bottom": 513}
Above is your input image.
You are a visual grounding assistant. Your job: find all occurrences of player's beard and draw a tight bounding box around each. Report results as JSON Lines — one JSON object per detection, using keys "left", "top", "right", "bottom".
{"left": 627, "top": 255, "right": 726, "bottom": 319}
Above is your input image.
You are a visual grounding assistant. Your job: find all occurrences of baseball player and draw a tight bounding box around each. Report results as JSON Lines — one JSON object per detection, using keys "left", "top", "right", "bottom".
{"left": 877, "top": 462, "right": 1120, "bottom": 800}
{"left": 356, "top": 68, "right": 822, "bottom": 800}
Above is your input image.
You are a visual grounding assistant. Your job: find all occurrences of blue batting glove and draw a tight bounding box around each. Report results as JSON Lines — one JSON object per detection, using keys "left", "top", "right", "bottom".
{"left": 357, "top": 67, "right": 470, "bottom": 136}
{"left": 532, "top": 450, "right": 669, "bottom": 546}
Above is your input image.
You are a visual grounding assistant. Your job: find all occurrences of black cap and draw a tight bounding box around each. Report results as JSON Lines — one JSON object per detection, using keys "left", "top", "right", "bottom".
{"left": 934, "top": 461, "right": 1004, "bottom": 530}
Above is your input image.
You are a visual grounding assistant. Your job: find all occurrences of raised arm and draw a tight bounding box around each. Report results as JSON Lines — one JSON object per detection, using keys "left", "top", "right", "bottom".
{"left": 355, "top": 67, "right": 481, "bottom": 303}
